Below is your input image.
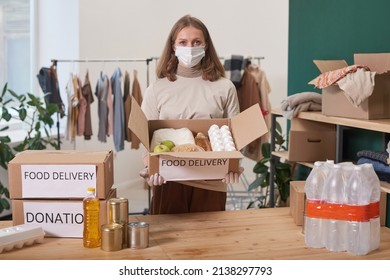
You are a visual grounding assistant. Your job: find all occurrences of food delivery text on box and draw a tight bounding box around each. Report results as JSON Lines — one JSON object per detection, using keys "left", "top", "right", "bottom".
{"left": 159, "top": 157, "right": 229, "bottom": 181}
{"left": 161, "top": 158, "right": 228, "bottom": 167}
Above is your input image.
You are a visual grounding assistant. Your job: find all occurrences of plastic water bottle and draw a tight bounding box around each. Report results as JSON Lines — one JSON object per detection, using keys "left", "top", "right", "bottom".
{"left": 324, "top": 164, "right": 347, "bottom": 252}
{"left": 361, "top": 163, "right": 381, "bottom": 251}
{"left": 304, "top": 161, "right": 327, "bottom": 248}
{"left": 346, "top": 165, "right": 371, "bottom": 255}
{"left": 323, "top": 159, "right": 334, "bottom": 175}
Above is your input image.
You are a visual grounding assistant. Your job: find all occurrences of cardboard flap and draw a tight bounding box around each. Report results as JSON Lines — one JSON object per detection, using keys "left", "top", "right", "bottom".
{"left": 157, "top": 151, "right": 243, "bottom": 159}
{"left": 128, "top": 96, "right": 149, "bottom": 148}
{"left": 313, "top": 60, "right": 348, "bottom": 73}
{"left": 309, "top": 60, "right": 348, "bottom": 85}
{"left": 230, "top": 103, "right": 268, "bottom": 150}
{"left": 10, "top": 150, "right": 112, "bottom": 164}
{"left": 354, "top": 53, "right": 390, "bottom": 73}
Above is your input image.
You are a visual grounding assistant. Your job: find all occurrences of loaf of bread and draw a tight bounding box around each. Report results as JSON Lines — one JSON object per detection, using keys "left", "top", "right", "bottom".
{"left": 194, "top": 132, "right": 212, "bottom": 151}
{"left": 171, "top": 143, "right": 205, "bottom": 152}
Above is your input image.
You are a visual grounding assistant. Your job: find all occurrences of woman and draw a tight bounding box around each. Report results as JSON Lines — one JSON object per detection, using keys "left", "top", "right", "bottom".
{"left": 140, "top": 14, "right": 242, "bottom": 214}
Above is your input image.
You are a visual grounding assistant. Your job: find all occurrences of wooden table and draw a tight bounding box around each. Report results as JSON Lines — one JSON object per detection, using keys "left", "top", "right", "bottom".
{"left": 1, "top": 207, "right": 390, "bottom": 260}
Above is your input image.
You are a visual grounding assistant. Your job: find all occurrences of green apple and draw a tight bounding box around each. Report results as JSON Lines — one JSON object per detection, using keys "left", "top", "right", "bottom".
{"left": 160, "top": 140, "right": 175, "bottom": 150}
{"left": 153, "top": 144, "right": 170, "bottom": 153}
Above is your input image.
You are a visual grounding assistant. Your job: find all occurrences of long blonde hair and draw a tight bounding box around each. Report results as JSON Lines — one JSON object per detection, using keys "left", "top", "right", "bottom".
{"left": 156, "top": 15, "right": 225, "bottom": 82}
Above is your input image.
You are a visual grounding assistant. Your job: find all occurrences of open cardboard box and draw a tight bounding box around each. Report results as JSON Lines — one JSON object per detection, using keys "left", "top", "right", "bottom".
{"left": 309, "top": 53, "right": 390, "bottom": 120}
{"left": 128, "top": 97, "right": 268, "bottom": 181}
{"left": 288, "top": 118, "right": 336, "bottom": 162}
{"left": 8, "top": 150, "right": 114, "bottom": 199}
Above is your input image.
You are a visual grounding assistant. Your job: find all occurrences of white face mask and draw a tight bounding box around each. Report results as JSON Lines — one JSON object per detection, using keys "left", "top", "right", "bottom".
{"left": 175, "top": 46, "right": 205, "bottom": 68}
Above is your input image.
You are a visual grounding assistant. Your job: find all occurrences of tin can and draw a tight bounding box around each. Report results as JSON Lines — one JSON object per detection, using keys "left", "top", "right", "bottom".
{"left": 128, "top": 222, "right": 149, "bottom": 249}
{"left": 101, "top": 223, "right": 123, "bottom": 252}
{"left": 107, "top": 198, "right": 129, "bottom": 248}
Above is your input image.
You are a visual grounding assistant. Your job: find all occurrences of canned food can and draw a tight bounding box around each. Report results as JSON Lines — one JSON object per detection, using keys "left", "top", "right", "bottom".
{"left": 101, "top": 223, "right": 123, "bottom": 252}
{"left": 107, "top": 198, "right": 129, "bottom": 248}
{"left": 107, "top": 197, "right": 129, "bottom": 223}
{"left": 128, "top": 222, "right": 149, "bottom": 249}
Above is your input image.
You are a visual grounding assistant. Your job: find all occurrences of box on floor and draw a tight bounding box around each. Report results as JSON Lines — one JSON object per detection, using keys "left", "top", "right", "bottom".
{"left": 8, "top": 150, "right": 114, "bottom": 199}
{"left": 309, "top": 53, "right": 390, "bottom": 120}
{"left": 128, "top": 96, "right": 268, "bottom": 181}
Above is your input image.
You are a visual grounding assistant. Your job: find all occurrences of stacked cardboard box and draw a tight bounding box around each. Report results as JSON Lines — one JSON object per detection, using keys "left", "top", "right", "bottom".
{"left": 8, "top": 150, "right": 115, "bottom": 238}
{"left": 288, "top": 118, "right": 336, "bottom": 162}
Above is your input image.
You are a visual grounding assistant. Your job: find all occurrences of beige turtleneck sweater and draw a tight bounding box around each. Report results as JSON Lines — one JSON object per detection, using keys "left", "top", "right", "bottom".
{"left": 141, "top": 64, "right": 240, "bottom": 192}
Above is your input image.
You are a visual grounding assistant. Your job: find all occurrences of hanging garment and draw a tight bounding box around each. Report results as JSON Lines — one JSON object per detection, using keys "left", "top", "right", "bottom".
{"left": 81, "top": 70, "right": 94, "bottom": 140}
{"left": 75, "top": 75, "right": 86, "bottom": 137}
{"left": 130, "top": 69, "right": 143, "bottom": 149}
{"left": 224, "top": 55, "right": 245, "bottom": 88}
{"left": 237, "top": 65, "right": 272, "bottom": 161}
{"left": 250, "top": 65, "right": 272, "bottom": 123}
{"left": 111, "top": 67, "right": 125, "bottom": 152}
{"left": 107, "top": 77, "right": 114, "bottom": 137}
{"left": 37, "top": 65, "right": 65, "bottom": 118}
{"left": 123, "top": 70, "right": 131, "bottom": 142}
{"left": 71, "top": 75, "right": 80, "bottom": 141}
{"left": 95, "top": 72, "right": 109, "bottom": 143}
{"left": 65, "top": 73, "right": 75, "bottom": 142}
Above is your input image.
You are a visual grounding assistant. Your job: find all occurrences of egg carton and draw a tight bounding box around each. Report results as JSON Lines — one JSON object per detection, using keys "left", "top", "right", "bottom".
{"left": 0, "top": 223, "right": 45, "bottom": 254}
{"left": 208, "top": 124, "right": 237, "bottom": 151}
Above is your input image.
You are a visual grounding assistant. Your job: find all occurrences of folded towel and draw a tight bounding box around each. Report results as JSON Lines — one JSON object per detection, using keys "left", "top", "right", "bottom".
{"left": 357, "top": 150, "right": 389, "bottom": 165}
{"left": 280, "top": 92, "right": 322, "bottom": 119}
{"left": 357, "top": 157, "right": 390, "bottom": 174}
{"left": 373, "top": 170, "right": 390, "bottom": 183}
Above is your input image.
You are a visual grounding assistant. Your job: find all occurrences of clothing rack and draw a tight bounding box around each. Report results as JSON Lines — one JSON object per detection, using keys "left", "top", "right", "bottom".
{"left": 219, "top": 56, "right": 265, "bottom": 66}
{"left": 50, "top": 57, "right": 156, "bottom": 215}
{"left": 48, "top": 57, "right": 155, "bottom": 147}
{"left": 244, "top": 56, "right": 265, "bottom": 65}
{"left": 51, "top": 57, "right": 156, "bottom": 86}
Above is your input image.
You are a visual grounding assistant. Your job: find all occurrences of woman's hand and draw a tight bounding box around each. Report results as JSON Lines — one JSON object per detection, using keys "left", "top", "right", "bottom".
{"left": 222, "top": 167, "right": 244, "bottom": 184}
{"left": 139, "top": 168, "right": 166, "bottom": 187}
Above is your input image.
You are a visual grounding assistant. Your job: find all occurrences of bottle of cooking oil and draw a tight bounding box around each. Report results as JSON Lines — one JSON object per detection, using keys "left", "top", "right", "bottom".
{"left": 83, "top": 187, "right": 101, "bottom": 248}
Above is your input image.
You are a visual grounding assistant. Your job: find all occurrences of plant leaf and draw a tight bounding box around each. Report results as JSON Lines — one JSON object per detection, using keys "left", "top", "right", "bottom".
{"left": 1, "top": 83, "right": 8, "bottom": 98}
{"left": 18, "top": 108, "right": 27, "bottom": 121}
{"left": 0, "top": 197, "right": 10, "bottom": 210}
{"left": 261, "top": 142, "right": 271, "bottom": 158}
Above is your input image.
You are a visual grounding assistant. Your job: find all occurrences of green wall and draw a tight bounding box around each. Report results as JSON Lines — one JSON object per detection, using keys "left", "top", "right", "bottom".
{"left": 288, "top": 0, "right": 390, "bottom": 96}
{"left": 288, "top": 0, "right": 390, "bottom": 226}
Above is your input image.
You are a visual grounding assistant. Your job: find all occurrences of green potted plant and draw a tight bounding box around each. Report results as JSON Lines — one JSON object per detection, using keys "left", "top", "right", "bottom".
{"left": 0, "top": 83, "right": 60, "bottom": 217}
{"left": 247, "top": 121, "right": 293, "bottom": 208}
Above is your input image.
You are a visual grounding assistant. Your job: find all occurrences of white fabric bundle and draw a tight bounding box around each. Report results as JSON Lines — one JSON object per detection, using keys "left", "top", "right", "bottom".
{"left": 150, "top": 128, "right": 195, "bottom": 149}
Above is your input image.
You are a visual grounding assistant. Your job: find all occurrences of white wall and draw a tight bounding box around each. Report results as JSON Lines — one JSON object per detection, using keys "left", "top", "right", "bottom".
{"left": 36, "top": 0, "right": 289, "bottom": 206}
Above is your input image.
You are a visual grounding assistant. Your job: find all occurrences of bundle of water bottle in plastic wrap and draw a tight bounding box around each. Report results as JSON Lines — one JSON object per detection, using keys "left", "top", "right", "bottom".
{"left": 304, "top": 160, "right": 381, "bottom": 255}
